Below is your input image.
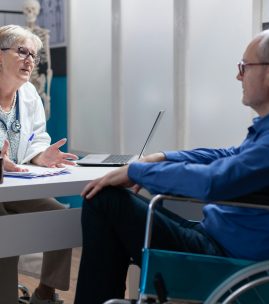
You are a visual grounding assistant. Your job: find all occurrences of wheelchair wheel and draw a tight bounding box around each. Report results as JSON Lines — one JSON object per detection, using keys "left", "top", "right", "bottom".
{"left": 204, "top": 260, "right": 269, "bottom": 304}
{"left": 104, "top": 299, "right": 138, "bottom": 304}
{"left": 18, "top": 284, "right": 30, "bottom": 304}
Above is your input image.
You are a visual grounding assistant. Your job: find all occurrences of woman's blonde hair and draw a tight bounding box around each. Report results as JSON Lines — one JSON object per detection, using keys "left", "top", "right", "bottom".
{"left": 0, "top": 24, "right": 42, "bottom": 51}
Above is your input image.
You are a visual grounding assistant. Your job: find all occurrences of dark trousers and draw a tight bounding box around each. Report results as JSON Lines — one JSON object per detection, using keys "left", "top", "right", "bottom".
{"left": 74, "top": 187, "right": 225, "bottom": 304}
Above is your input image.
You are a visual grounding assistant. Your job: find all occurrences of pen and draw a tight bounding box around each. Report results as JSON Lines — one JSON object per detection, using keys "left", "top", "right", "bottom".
{"left": 28, "top": 133, "right": 35, "bottom": 142}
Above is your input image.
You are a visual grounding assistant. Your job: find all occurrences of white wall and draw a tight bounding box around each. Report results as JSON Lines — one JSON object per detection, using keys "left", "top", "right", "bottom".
{"left": 68, "top": 0, "right": 262, "bottom": 155}
{"left": 120, "top": 0, "right": 176, "bottom": 153}
{"left": 68, "top": 0, "right": 113, "bottom": 154}
{"left": 0, "top": 0, "right": 22, "bottom": 11}
{"left": 0, "top": 0, "right": 25, "bottom": 26}
{"left": 263, "top": 0, "right": 269, "bottom": 22}
{"left": 185, "top": 0, "right": 256, "bottom": 149}
{"left": 69, "top": 0, "right": 181, "bottom": 155}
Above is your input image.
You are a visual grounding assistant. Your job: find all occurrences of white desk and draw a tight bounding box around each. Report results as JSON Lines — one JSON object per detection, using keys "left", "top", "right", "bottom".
{"left": 0, "top": 165, "right": 113, "bottom": 203}
{"left": 0, "top": 165, "right": 114, "bottom": 258}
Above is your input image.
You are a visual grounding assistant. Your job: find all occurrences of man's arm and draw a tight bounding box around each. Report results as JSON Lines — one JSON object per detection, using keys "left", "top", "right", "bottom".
{"left": 138, "top": 147, "right": 238, "bottom": 164}
{"left": 128, "top": 144, "right": 269, "bottom": 201}
{"left": 81, "top": 147, "right": 241, "bottom": 200}
{"left": 164, "top": 147, "right": 238, "bottom": 164}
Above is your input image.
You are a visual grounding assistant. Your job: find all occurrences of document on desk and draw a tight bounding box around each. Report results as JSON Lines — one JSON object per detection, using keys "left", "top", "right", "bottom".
{"left": 4, "top": 165, "right": 70, "bottom": 178}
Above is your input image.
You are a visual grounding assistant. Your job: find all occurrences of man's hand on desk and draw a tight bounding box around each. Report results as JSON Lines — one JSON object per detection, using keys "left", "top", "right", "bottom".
{"left": 1, "top": 140, "right": 28, "bottom": 172}
{"left": 31, "top": 138, "right": 78, "bottom": 168}
{"left": 82, "top": 165, "right": 136, "bottom": 200}
{"left": 138, "top": 152, "right": 166, "bottom": 163}
{"left": 81, "top": 152, "right": 166, "bottom": 200}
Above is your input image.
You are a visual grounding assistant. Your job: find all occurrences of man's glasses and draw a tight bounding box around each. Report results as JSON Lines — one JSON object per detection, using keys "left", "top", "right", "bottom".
{"left": 238, "top": 60, "right": 269, "bottom": 76}
{"left": 1, "top": 46, "right": 40, "bottom": 65}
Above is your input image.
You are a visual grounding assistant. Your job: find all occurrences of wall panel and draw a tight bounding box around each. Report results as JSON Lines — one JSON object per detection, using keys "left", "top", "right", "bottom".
{"left": 68, "top": 0, "right": 260, "bottom": 155}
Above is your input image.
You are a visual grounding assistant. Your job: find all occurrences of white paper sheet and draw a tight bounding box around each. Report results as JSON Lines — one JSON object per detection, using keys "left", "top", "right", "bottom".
{"left": 4, "top": 165, "right": 70, "bottom": 178}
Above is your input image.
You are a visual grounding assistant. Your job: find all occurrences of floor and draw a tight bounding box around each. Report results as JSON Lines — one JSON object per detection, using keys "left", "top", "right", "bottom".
{"left": 18, "top": 247, "right": 82, "bottom": 304}
{"left": 18, "top": 247, "right": 140, "bottom": 303}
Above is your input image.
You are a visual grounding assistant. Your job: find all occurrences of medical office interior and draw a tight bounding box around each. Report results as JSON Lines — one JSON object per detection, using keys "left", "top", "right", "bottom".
{"left": 0, "top": 0, "right": 269, "bottom": 303}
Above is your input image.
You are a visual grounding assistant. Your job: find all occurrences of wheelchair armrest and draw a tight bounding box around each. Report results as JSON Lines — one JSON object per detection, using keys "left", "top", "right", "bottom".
{"left": 144, "top": 193, "right": 269, "bottom": 249}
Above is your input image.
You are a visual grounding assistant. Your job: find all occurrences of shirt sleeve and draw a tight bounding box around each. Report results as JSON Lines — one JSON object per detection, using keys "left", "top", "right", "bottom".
{"left": 128, "top": 143, "right": 269, "bottom": 201}
{"left": 164, "top": 147, "right": 238, "bottom": 163}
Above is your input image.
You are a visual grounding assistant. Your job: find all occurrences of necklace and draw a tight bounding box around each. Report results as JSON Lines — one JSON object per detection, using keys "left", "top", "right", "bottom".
{"left": 0, "top": 94, "right": 16, "bottom": 115}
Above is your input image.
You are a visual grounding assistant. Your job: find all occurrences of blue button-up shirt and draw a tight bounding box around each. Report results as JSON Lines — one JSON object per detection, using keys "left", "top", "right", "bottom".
{"left": 128, "top": 114, "right": 269, "bottom": 260}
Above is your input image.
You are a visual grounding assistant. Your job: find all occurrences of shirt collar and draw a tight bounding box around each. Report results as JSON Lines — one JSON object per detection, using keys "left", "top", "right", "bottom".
{"left": 250, "top": 113, "right": 269, "bottom": 133}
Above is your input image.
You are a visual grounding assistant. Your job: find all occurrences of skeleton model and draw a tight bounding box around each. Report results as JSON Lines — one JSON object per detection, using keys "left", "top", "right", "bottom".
{"left": 23, "top": 0, "right": 53, "bottom": 120}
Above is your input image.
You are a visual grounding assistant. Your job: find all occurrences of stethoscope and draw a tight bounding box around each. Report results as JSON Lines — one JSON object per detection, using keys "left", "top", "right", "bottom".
{"left": 0, "top": 91, "right": 21, "bottom": 133}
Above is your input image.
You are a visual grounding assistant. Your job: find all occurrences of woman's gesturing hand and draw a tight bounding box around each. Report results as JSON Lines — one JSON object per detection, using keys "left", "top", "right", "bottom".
{"left": 32, "top": 138, "right": 78, "bottom": 167}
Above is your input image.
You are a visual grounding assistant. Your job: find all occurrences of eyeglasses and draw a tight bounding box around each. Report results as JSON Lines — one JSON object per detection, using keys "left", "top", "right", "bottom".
{"left": 238, "top": 60, "right": 269, "bottom": 76}
{"left": 1, "top": 46, "right": 40, "bottom": 65}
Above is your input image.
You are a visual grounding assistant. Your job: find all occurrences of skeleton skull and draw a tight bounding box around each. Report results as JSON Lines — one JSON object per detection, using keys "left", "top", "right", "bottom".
{"left": 23, "top": 0, "right": 40, "bottom": 24}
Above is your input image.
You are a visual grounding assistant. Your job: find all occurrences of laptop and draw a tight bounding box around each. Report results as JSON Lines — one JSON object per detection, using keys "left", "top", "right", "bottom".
{"left": 76, "top": 110, "right": 165, "bottom": 167}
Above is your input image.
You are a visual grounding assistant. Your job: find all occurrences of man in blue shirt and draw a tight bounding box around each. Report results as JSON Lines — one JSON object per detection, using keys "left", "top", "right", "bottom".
{"left": 75, "top": 30, "right": 269, "bottom": 304}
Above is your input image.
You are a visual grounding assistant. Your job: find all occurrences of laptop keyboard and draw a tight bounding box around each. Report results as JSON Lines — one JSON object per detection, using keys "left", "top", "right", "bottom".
{"left": 102, "top": 154, "right": 134, "bottom": 164}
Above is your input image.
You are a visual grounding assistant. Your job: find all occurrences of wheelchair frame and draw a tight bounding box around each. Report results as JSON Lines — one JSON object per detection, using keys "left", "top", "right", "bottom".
{"left": 140, "top": 194, "right": 269, "bottom": 304}
{"left": 105, "top": 193, "right": 269, "bottom": 304}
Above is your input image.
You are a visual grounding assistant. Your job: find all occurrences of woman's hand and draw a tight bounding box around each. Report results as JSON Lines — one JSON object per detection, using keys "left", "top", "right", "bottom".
{"left": 31, "top": 138, "right": 78, "bottom": 168}
{"left": 1, "top": 140, "right": 28, "bottom": 172}
{"left": 81, "top": 165, "right": 134, "bottom": 200}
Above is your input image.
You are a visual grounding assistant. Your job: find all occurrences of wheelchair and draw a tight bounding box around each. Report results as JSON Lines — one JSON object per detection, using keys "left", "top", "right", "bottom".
{"left": 18, "top": 284, "right": 30, "bottom": 303}
{"left": 105, "top": 193, "right": 269, "bottom": 304}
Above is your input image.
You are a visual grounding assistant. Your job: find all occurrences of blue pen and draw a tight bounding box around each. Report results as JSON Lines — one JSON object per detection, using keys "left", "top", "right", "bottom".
{"left": 28, "top": 133, "right": 35, "bottom": 142}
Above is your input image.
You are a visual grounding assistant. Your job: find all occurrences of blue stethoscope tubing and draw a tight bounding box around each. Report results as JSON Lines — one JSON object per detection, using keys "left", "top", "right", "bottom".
{"left": 0, "top": 91, "right": 21, "bottom": 133}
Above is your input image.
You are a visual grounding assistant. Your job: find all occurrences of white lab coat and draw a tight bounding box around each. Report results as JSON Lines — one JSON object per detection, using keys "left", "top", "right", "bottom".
{"left": 17, "top": 81, "right": 51, "bottom": 164}
{"left": 0, "top": 85, "right": 71, "bottom": 301}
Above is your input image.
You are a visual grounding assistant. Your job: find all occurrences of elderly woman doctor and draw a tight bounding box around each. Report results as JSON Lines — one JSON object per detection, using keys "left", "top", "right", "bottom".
{"left": 0, "top": 25, "right": 77, "bottom": 304}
